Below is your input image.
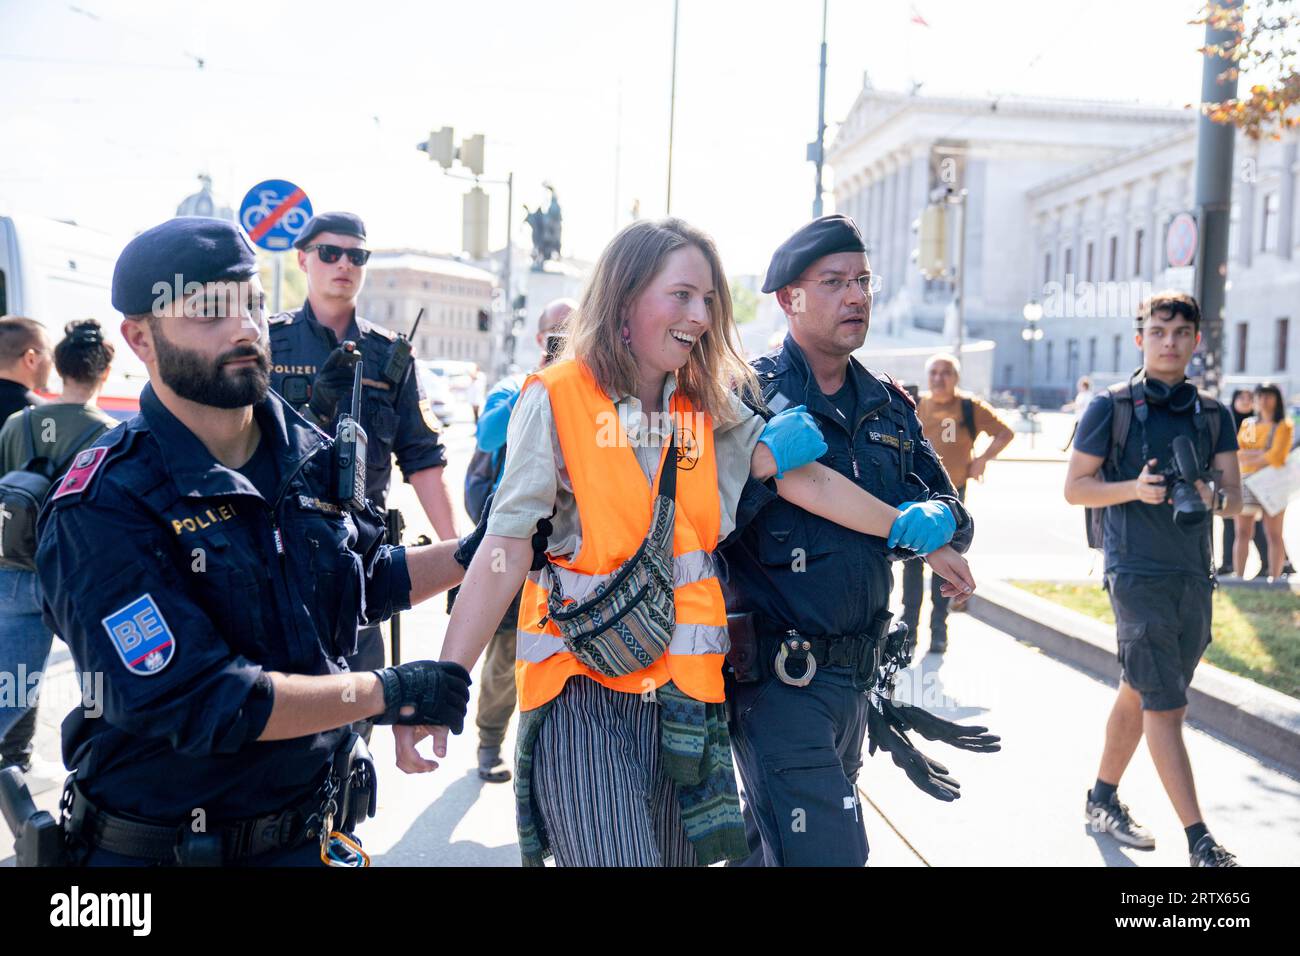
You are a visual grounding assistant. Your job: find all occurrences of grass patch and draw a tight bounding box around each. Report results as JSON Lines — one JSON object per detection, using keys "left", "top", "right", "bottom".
{"left": 1011, "top": 580, "right": 1300, "bottom": 700}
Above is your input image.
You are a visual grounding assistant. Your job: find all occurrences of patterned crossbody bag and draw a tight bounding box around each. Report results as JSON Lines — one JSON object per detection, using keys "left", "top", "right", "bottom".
{"left": 541, "top": 430, "right": 679, "bottom": 677}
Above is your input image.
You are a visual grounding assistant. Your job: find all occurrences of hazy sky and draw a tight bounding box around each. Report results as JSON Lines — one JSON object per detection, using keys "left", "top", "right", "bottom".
{"left": 1, "top": 0, "right": 1211, "bottom": 276}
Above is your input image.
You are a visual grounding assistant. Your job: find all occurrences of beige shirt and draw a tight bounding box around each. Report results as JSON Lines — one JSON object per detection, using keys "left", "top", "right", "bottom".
{"left": 915, "top": 390, "right": 1011, "bottom": 487}
{"left": 486, "top": 373, "right": 766, "bottom": 559}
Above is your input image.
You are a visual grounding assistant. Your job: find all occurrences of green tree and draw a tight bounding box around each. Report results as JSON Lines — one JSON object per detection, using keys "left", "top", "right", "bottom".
{"left": 731, "top": 281, "right": 758, "bottom": 325}
{"left": 1193, "top": 0, "right": 1299, "bottom": 140}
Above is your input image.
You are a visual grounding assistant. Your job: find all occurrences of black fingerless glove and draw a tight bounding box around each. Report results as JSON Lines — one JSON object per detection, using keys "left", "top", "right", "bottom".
{"left": 372, "top": 660, "right": 472, "bottom": 730}
{"left": 454, "top": 492, "right": 494, "bottom": 571}
{"left": 866, "top": 698, "right": 962, "bottom": 802}
{"left": 882, "top": 699, "right": 1001, "bottom": 753}
{"left": 452, "top": 493, "right": 553, "bottom": 573}
{"left": 309, "top": 342, "right": 362, "bottom": 424}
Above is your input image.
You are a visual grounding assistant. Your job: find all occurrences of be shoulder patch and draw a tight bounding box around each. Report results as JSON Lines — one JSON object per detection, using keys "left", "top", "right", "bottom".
{"left": 102, "top": 594, "right": 175, "bottom": 676}
{"left": 51, "top": 446, "right": 109, "bottom": 500}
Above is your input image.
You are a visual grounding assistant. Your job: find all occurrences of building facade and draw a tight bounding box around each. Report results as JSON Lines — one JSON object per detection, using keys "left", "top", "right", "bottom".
{"left": 356, "top": 250, "right": 496, "bottom": 367}
{"left": 828, "top": 83, "right": 1300, "bottom": 403}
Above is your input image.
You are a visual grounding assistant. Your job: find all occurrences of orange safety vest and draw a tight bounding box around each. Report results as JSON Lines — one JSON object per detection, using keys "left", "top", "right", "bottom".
{"left": 514, "top": 359, "right": 729, "bottom": 711}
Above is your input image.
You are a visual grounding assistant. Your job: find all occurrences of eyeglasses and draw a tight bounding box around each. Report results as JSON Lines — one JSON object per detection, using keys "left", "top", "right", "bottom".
{"left": 304, "top": 243, "right": 371, "bottom": 267}
{"left": 791, "top": 274, "right": 884, "bottom": 296}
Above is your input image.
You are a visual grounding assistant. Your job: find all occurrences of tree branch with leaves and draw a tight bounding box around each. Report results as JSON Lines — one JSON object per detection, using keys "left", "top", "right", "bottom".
{"left": 1192, "top": 0, "right": 1298, "bottom": 140}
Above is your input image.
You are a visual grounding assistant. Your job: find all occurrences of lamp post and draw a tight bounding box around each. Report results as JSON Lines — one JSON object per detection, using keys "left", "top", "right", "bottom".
{"left": 1022, "top": 300, "right": 1044, "bottom": 447}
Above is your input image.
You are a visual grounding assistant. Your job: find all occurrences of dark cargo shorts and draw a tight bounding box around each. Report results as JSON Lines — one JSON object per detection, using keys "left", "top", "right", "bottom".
{"left": 1105, "top": 572, "right": 1213, "bottom": 711}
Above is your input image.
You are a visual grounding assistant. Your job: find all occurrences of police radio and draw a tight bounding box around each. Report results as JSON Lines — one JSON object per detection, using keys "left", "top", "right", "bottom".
{"left": 381, "top": 308, "right": 424, "bottom": 386}
{"left": 333, "top": 359, "right": 368, "bottom": 511}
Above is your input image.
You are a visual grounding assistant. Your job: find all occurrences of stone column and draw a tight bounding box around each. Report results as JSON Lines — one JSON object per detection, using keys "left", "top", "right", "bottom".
{"left": 868, "top": 169, "right": 883, "bottom": 258}
{"left": 905, "top": 150, "right": 930, "bottom": 306}
{"left": 1277, "top": 140, "right": 1297, "bottom": 260}
{"left": 1146, "top": 175, "right": 1161, "bottom": 279}
{"left": 1236, "top": 159, "right": 1255, "bottom": 269}
{"left": 881, "top": 158, "right": 899, "bottom": 290}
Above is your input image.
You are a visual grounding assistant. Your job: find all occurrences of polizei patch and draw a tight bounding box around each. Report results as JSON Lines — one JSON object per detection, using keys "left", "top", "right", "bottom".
{"left": 101, "top": 594, "right": 175, "bottom": 676}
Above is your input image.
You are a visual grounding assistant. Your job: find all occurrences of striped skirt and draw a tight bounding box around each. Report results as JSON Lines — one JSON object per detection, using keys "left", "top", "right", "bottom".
{"left": 530, "top": 677, "right": 699, "bottom": 867}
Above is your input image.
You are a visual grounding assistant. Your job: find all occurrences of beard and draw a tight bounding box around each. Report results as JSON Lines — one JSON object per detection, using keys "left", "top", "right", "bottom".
{"left": 152, "top": 323, "right": 270, "bottom": 409}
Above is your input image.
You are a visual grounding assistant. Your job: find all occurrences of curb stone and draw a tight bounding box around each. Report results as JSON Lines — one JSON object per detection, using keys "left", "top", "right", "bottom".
{"left": 966, "top": 577, "right": 1300, "bottom": 776}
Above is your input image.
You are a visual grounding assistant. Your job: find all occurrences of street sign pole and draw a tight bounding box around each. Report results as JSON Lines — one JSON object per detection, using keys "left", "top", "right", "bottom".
{"left": 271, "top": 253, "right": 283, "bottom": 315}
{"left": 1192, "top": 0, "right": 1241, "bottom": 395}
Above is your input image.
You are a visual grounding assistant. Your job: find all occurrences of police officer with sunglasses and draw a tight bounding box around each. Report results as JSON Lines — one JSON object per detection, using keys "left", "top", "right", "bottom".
{"left": 269, "top": 212, "right": 459, "bottom": 701}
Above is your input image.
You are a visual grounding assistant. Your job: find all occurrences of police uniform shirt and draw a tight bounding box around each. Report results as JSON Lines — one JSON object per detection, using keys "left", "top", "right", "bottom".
{"left": 35, "top": 384, "right": 413, "bottom": 823}
{"left": 719, "top": 333, "right": 973, "bottom": 638}
{"left": 1075, "top": 390, "right": 1236, "bottom": 577}
{"left": 268, "top": 300, "right": 448, "bottom": 510}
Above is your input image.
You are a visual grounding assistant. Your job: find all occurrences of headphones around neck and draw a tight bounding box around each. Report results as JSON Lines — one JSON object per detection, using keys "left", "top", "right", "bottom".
{"left": 1138, "top": 374, "right": 1198, "bottom": 414}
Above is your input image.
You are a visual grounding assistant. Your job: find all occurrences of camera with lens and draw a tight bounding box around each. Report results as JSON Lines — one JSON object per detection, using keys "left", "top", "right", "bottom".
{"left": 1162, "top": 435, "right": 1215, "bottom": 528}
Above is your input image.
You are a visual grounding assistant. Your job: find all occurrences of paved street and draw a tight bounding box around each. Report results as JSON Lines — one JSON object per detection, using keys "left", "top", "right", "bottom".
{"left": 4, "top": 415, "right": 1297, "bottom": 867}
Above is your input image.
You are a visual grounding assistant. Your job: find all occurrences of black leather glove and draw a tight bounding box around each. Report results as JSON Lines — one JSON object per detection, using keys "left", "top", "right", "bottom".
{"left": 454, "top": 492, "right": 494, "bottom": 571}
{"left": 372, "top": 660, "right": 471, "bottom": 730}
{"left": 882, "top": 699, "right": 1001, "bottom": 753}
{"left": 309, "top": 342, "right": 362, "bottom": 424}
{"left": 866, "top": 698, "right": 962, "bottom": 802}
{"left": 453, "top": 494, "right": 553, "bottom": 573}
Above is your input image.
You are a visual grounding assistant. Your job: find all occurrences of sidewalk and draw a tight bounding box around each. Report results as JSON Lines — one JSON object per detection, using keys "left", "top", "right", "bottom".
{"left": 7, "top": 575, "right": 1297, "bottom": 868}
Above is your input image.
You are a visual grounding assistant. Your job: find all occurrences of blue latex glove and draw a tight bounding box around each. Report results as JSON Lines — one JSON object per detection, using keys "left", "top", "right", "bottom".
{"left": 887, "top": 500, "right": 956, "bottom": 555}
{"left": 757, "top": 404, "right": 828, "bottom": 478}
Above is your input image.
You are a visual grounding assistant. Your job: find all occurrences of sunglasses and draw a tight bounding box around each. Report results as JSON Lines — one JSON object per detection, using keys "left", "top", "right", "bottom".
{"left": 304, "top": 243, "right": 371, "bottom": 267}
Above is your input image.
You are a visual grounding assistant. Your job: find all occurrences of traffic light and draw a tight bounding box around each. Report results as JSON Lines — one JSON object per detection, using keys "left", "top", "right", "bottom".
{"left": 421, "top": 126, "right": 456, "bottom": 168}
{"left": 460, "top": 134, "right": 485, "bottom": 176}
{"left": 477, "top": 309, "right": 490, "bottom": 333}
{"left": 914, "top": 203, "right": 948, "bottom": 279}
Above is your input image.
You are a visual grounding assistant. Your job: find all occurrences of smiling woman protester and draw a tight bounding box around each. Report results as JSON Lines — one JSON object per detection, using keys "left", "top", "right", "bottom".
{"left": 395, "top": 218, "right": 974, "bottom": 867}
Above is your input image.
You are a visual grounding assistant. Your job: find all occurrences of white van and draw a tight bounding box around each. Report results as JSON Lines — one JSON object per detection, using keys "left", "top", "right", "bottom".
{"left": 0, "top": 212, "right": 145, "bottom": 419}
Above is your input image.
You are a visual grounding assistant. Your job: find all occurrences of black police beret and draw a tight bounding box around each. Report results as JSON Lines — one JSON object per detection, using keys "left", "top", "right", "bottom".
{"left": 293, "top": 211, "right": 367, "bottom": 249}
{"left": 111, "top": 217, "right": 259, "bottom": 316}
{"left": 762, "top": 214, "right": 867, "bottom": 294}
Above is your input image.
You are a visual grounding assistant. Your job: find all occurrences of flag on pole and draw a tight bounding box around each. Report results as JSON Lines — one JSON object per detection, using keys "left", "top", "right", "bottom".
{"left": 909, "top": 3, "right": 931, "bottom": 27}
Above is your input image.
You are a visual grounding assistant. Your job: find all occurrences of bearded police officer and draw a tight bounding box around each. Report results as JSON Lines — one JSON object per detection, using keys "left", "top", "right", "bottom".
{"left": 29, "top": 217, "right": 484, "bottom": 866}
{"left": 268, "top": 211, "right": 458, "bottom": 688}
{"left": 721, "top": 215, "right": 992, "bottom": 867}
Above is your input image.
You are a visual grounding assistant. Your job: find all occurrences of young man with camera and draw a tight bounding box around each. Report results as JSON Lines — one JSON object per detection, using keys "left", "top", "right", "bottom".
{"left": 1064, "top": 291, "right": 1242, "bottom": 867}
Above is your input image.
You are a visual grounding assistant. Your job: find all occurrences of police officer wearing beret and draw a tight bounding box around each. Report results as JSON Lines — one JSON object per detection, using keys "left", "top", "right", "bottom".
{"left": 721, "top": 215, "right": 979, "bottom": 867}
{"left": 267, "top": 212, "right": 459, "bottom": 687}
{"left": 33, "top": 217, "right": 486, "bottom": 866}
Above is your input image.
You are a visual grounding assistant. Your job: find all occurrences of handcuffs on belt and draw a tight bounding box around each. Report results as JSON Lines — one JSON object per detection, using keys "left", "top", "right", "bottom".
{"left": 774, "top": 632, "right": 817, "bottom": 687}
{"left": 772, "top": 608, "right": 899, "bottom": 692}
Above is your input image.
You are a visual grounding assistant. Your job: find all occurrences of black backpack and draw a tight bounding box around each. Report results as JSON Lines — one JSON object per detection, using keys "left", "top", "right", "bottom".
{"left": 0, "top": 409, "right": 108, "bottom": 570}
{"left": 960, "top": 396, "right": 978, "bottom": 441}
{"left": 1084, "top": 372, "right": 1221, "bottom": 550}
